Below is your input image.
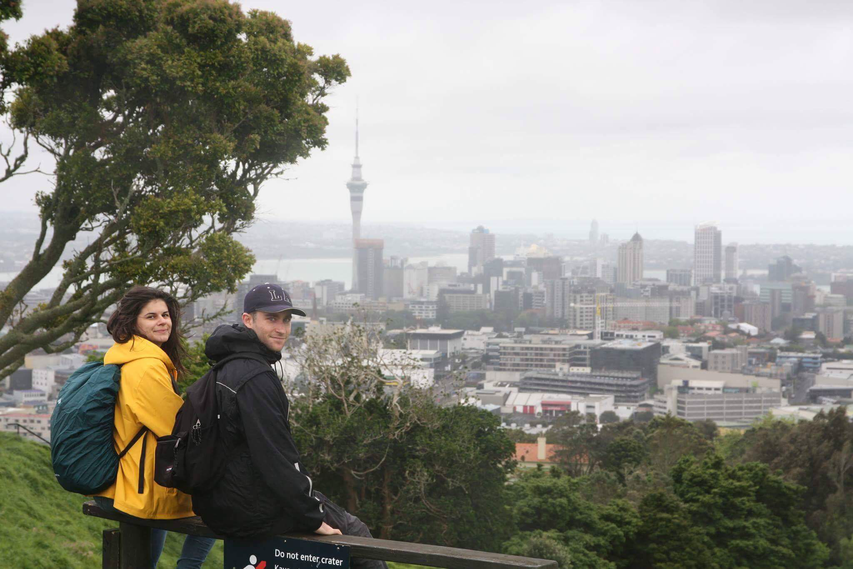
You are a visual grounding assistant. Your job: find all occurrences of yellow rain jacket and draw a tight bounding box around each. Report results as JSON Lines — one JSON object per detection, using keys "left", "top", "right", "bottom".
{"left": 95, "top": 335, "right": 194, "bottom": 519}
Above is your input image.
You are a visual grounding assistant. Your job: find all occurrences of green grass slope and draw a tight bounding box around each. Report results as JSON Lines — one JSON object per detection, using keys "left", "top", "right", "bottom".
{"left": 0, "top": 433, "right": 424, "bottom": 568}
{"left": 0, "top": 432, "right": 223, "bottom": 567}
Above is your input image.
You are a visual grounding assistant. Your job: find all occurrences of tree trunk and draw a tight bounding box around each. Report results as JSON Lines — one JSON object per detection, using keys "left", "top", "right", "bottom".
{"left": 341, "top": 468, "right": 359, "bottom": 513}
{"left": 379, "top": 463, "right": 393, "bottom": 540}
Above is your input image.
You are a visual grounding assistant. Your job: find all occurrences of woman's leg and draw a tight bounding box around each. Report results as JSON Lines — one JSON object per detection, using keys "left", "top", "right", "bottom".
{"left": 176, "top": 534, "right": 217, "bottom": 569}
{"left": 150, "top": 529, "right": 168, "bottom": 567}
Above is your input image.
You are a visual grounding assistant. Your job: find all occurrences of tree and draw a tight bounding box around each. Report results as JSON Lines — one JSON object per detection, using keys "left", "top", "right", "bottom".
{"left": 644, "top": 415, "right": 711, "bottom": 475}
{"left": 735, "top": 408, "right": 853, "bottom": 564}
{"left": 288, "top": 322, "right": 514, "bottom": 551}
{"left": 667, "top": 454, "right": 829, "bottom": 568}
{"left": 599, "top": 410, "right": 619, "bottom": 425}
{"left": 0, "top": 0, "right": 349, "bottom": 378}
{"left": 506, "top": 468, "right": 640, "bottom": 568}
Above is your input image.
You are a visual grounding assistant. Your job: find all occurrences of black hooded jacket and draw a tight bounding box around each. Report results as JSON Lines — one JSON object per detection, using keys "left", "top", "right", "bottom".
{"left": 190, "top": 324, "right": 325, "bottom": 538}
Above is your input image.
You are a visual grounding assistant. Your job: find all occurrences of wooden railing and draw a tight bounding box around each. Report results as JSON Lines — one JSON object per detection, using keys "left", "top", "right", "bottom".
{"left": 83, "top": 501, "right": 558, "bottom": 569}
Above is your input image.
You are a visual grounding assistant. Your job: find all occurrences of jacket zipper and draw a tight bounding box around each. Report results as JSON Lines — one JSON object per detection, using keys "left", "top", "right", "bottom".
{"left": 138, "top": 434, "right": 147, "bottom": 494}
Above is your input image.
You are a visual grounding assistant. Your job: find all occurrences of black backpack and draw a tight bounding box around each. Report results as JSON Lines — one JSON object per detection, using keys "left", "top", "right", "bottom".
{"left": 154, "top": 353, "right": 270, "bottom": 494}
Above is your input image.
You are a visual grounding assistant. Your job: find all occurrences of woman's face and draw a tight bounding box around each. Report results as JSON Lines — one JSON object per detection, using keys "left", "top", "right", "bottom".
{"left": 135, "top": 299, "right": 172, "bottom": 347}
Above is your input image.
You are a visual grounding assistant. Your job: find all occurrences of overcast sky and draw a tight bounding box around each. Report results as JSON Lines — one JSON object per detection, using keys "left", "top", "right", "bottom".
{"left": 3, "top": 0, "right": 853, "bottom": 243}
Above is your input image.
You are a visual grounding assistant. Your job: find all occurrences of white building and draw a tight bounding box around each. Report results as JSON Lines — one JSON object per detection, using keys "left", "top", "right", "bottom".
{"left": 378, "top": 349, "right": 442, "bottom": 388}
{"left": 0, "top": 410, "right": 51, "bottom": 444}
{"left": 654, "top": 379, "right": 781, "bottom": 422}
{"left": 462, "top": 328, "right": 496, "bottom": 351}
{"left": 11, "top": 389, "right": 48, "bottom": 406}
{"left": 408, "top": 300, "right": 438, "bottom": 321}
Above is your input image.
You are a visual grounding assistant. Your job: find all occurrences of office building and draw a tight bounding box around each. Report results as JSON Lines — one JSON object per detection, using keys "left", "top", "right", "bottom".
{"left": 406, "top": 328, "right": 465, "bottom": 356}
{"left": 590, "top": 339, "right": 661, "bottom": 382}
{"left": 817, "top": 309, "right": 845, "bottom": 340}
{"left": 708, "top": 347, "right": 748, "bottom": 373}
{"left": 666, "top": 269, "right": 692, "bottom": 287}
{"left": 314, "top": 280, "right": 346, "bottom": 307}
{"left": 617, "top": 232, "right": 644, "bottom": 285}
{"left": 468, "top": 226, "right": 496, "bottom": 275}
{"left": 384, "top": 257, "right": 406, "bottom": 299}
{"left": 497, "top": 338, "right": 600, "bottom": 372}
{"left": 520, "top": 369, "right": 651, "bottom": 403}
{"left": 724, "top": 243, "right": 738, "bottom": 281}
{"left": 768, "top": 256, "right": 802, "bottom": 282}
{"left": 589, "top": 219, "right": 599, "bottom": 245}
{"left": 354, "top": 239, "right": 384, "bottom": 300}
{"left": 694, "top": 222, "right": 722, "bottom": 285}
{"left": 741, "top": 301, "right": 772, "bottom": 333}
{"left": 654, "top": 380, "right": 782, "bottom": 422}
{"left": 408, "top": 300, "right": 438, "bottom": 321}
{"left": 527, "top": 257, "right": 564, "bottom": 281}
{"left": 440, "top": 290, "right": 490, "bottom": 313}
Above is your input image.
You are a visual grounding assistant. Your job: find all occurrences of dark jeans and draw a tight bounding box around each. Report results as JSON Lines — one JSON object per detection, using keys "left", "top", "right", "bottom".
{"left": 94, "top": 497, "right": 216, "bottom": 568}
{"left": 314, "top": 491, "right": 389, "bottom": 569}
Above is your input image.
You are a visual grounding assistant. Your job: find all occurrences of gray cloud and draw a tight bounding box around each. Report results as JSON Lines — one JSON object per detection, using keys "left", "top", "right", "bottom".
{"left": 2, "top": 0, "right": 852, "bottom": 244}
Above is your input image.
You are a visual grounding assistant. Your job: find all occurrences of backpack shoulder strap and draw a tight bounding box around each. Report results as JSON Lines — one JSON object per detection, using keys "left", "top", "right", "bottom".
{"left": 212, "top": 352, "right": 271, "bottom": 370}
{"left": 209, "top": 352, "right": 274, "bottom": 392}
{"left": 117, "top": 427, "right": 148, "bottom": 459}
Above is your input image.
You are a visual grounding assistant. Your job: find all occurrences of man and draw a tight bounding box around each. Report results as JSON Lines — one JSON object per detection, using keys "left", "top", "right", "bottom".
{"left": 193, "top": 283, "right": 387, "bottom": 569}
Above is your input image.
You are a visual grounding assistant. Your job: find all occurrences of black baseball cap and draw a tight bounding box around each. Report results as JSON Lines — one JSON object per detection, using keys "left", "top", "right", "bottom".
{"left": 243, "top": 283, "right": 307, "bottom": 316}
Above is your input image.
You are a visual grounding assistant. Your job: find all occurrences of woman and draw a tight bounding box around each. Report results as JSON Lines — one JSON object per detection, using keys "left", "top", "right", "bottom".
{"left": 95, "top": 286, "right": 215, "bottom": 568}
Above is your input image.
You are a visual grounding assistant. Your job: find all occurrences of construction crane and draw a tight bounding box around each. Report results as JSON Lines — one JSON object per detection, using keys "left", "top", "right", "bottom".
{"left": 568, "top": 300, "right": 674, "bottom": 341}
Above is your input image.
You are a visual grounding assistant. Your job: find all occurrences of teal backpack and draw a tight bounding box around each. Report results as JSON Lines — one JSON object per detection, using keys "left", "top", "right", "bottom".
{"left": 50, "top": 362, "right": 147, "bottom": 495}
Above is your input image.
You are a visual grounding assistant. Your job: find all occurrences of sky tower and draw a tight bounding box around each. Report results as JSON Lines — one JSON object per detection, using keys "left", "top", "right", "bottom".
{"left": 346, "top": 111, "right": 368, "bottom": 289}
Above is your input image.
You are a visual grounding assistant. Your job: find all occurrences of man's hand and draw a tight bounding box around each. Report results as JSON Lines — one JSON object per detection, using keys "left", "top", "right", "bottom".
{"left": 315, "top": 522, "right": 342, "bottom": 536}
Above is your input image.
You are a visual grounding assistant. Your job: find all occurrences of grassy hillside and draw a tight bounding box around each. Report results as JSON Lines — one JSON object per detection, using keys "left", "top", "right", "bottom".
{"left": 0, "top": 431, "right": 222, "bottom": 567}
{"left": 0, "top": 432, "right": 422, "bottom": 568}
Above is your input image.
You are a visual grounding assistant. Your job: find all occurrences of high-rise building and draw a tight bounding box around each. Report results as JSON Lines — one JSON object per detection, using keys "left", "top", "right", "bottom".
{"left": 768, "top": 256, "right": 802, "bottom": 282}
{"left": 468, "top": 226, "right": 496, "bottom": 275}
{"left": 617, "top": 232, "right": 644, "bottom": 284}
{"left": 694, "top": 222, "right": 722, "bottom": 285}
{"left": 589, "top": 219, "right": 599, "bottom": 244}
{"left": 666, "top": 269, "right": 692, "bottom": 287}
{"left": 724, "top": 243, "right": 739, "bottom": 282}
{"left": 314, "top": 280, "right": 346, "bottom": 307}
{"left": 384, "top": 257, "right": 406, "bottom": 299}
{"left": 527, "top": 256, "right": 564, "bottom": 281}
{"left": 354, "top": 239, "right": 384, "bottom": 301}
{"left": 346, "top": 114, "right": 368, "bottom": 290}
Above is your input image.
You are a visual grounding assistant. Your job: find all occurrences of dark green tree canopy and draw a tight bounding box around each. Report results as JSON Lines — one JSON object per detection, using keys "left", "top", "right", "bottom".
{"left": 0, "top": 0, "right": 349, "bottom": 376}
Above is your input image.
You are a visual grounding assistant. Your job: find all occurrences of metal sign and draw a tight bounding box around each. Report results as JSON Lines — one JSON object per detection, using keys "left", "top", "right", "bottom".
{"left": 225, "top": 536, "right": 350, "bottom": 569}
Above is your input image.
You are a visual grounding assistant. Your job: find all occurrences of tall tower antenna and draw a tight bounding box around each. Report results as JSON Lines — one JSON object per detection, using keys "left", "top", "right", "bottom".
{"left": 347, "top": 103, "right": 368, "bottom": 290}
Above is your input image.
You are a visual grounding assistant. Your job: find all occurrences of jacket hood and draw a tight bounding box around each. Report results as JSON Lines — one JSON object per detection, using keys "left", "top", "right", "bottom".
{"left": 104, "top": 335, "right": 175, "bottom": 370}
{"left": 205, "top": 324, "right": 282, "bottom": 364}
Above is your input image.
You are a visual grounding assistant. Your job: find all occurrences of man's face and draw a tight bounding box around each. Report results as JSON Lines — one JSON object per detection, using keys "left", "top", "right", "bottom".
{"left": 242, "top": 310, "right": 292, "bottom": 352}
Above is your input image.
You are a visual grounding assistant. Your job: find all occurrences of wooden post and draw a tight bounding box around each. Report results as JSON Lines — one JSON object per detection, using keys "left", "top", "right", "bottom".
{"left": 119, "top": 521, "right": 152, "bottom": 569}
{"left": 103, "top": 529, "right": 121, "bottom": 569}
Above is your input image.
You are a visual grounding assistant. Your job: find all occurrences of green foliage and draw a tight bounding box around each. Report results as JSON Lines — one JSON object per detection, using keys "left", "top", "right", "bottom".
{"left": 178, "top": 334, "right": 211, "bottom": 392}
{"left": 503, "top": 428, "right": 539, "bottom": 443}
{"left": 668, "top": 454, "right": 829, "bottom": 568}
{"left": 732, "top": 408, "right": 853, "bottom": 564}
{"left": 289, "top": 324, "right": 514, "bottom": 551}
{"left": 506, "top": 468, "right": 639, "bottom": 568}
{"left": 0, "top": 432, "right": 223, "bottom": 566}
{"left": 0, "top": 0, "right": 349, "bottom": 378}
{"left": 598, "top": 411, "right": 619, "bottom": 424}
